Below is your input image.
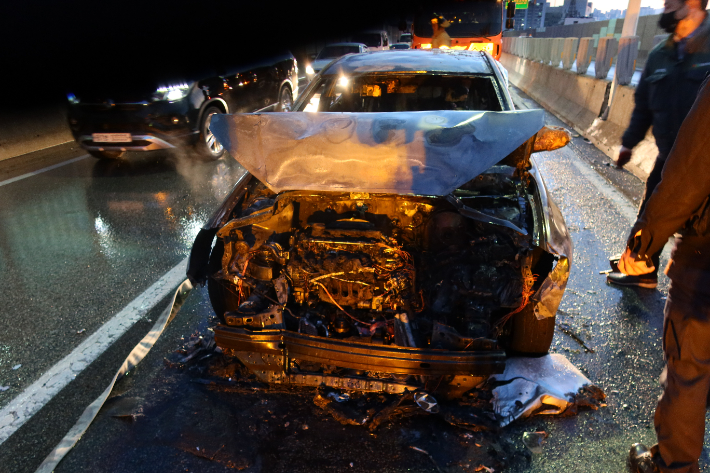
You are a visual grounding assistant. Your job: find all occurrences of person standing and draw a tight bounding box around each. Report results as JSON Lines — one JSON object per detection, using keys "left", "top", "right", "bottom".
{"left": 607, "top": 0, "right": 710, "bottom": 289}
{"left": 431, "top": 16, "right": 452, "bottom": 49}
{"left": 620, "top": 75, "right": 710, "bottom": 473}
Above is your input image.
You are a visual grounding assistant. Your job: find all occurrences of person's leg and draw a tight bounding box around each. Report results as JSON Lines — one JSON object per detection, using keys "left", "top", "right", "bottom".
{"left": 653, "top": 280, "right": 710, "bottom": 472}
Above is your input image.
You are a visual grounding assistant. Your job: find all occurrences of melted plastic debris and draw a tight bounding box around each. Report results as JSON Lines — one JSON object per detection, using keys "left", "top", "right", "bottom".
{"left": 491, "top": 354, "right": 605, "bottom": 427}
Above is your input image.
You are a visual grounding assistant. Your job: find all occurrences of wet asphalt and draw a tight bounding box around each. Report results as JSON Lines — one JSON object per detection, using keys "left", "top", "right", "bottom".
{"left": 1, "top": 85, "right": 710, "bottom": 472}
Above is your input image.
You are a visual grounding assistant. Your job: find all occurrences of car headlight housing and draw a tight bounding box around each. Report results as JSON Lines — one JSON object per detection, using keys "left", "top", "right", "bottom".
{"left": 305, "top": 65, "right": 314, "bottom": 75}
{"left": 153, "top": 83, "right": 191, "bottom": 102}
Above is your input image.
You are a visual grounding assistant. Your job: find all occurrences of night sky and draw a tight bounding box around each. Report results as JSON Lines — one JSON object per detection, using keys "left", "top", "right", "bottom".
{"left": 0, "top": 0, "right": 420, "bottom": 108}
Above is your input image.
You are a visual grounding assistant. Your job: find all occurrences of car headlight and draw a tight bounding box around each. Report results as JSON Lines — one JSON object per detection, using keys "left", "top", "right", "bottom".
{"left": 67, "top": 93, "right": 80, "bottom": 104}
{"left": 305, "top": 65, "right": 314, "bottom": 75}
{"left": 153, "top": 83, "right": 191, "bottom": 102}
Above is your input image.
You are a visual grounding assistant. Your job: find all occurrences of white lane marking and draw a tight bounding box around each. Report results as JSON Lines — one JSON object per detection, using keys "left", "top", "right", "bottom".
{"left": 0, "top": 257, "right": 189, "bottom": 445}
{"left": 0, "top": 154, "right": 90, "bottom": 188}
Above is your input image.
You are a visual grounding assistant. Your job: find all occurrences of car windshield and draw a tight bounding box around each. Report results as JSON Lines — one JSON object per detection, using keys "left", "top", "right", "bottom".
{"left": 297, "top": 73, "right": 502, "bottom": 112}
{"left": 400, "top": 33, "right": 412, "bottom": 41}
{"left": 414, "top": 0, "right": 503, "bottom": 38}
{"left": 351, "top": 33, "right": 382, "bottom": 47}
{"left": 317, "top": 45, "right": 361, "bottom": 59}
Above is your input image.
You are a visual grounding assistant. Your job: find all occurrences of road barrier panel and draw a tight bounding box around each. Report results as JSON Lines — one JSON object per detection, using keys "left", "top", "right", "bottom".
{"left": 595, "top": 37, "right": 618, "bottom": 80}
{"left": 540, "top": 38, "right": 554, "bottom": 65}
{"left": 562, "top": 38, "right": 579, "bottom": 71}
{"left": 616, "top": 36, "right": 639, "bottom": 85}
{"left": 576, "top": 38, "right": 594, "bottom": 75}
{"left": 551, "top": 38, "right": 565, "bottom": 68}
{"left": 499, "top": 51, "right": 658, "bottom": 182}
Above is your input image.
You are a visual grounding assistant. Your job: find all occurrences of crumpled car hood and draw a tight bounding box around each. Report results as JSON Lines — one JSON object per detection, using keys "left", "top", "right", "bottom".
{"left": 210, "top": 110, "right": 545, "bottom": 196}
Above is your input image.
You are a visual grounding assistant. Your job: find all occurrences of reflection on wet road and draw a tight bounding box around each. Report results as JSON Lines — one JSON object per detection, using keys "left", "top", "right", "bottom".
{"left": 0, "top": 151, "right": 245, "bottom": 408}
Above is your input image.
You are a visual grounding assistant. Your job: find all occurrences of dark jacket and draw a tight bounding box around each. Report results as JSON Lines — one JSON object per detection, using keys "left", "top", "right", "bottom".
{"left": 629, "top": 76, "right": 710, "bottom": 293}
{"left": 622, "top": 16, "right": 710, "bottom": 159}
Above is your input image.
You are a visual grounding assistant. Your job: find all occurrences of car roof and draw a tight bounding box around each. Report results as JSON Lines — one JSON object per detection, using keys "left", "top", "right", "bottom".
{"left": 322, "top": 49, "right": 493, "bottom": 75}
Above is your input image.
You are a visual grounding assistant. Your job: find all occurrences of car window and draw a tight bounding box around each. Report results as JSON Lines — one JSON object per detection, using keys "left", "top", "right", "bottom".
{"left": 352, "top": 33, "right": 382, "bottom": 48}
{"left": 317, "top": 46, "right": 361, "bottom": 59}
{"left": 297, "top": 74, "right": 502, "bottom": 112}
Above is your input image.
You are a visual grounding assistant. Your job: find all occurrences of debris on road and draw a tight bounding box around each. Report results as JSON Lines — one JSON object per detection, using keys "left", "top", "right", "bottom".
{"left": 557, "top": 322, "right": 595, "bottom": 353}
{"left": 76, "top": 328, "right": 86, "bottom": 334}
{"left": 414, "top": 392, "right": 439, "bottom": 413}
{"left": 522, "top": 431, "right": 547, "bottom": 454}
{"left": 0, "top": 386, "right": 9, "bottom": 392}
{"left": 12, "top": 364, "right": 21, "bottom": 370}
{"left": 491, "top": 354, "right": 604, "bottom": 426}
{"left": 409, "top": 446, "right": 444, "bottom": 473}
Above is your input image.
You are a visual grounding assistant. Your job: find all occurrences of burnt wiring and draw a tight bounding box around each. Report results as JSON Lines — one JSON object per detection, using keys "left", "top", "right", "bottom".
{"left": 493, "top": 270, "right": 538, "bottom": 335}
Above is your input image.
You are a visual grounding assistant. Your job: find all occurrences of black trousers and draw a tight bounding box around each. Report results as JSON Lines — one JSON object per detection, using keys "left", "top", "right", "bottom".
{"left": 638, "top": 155, "right": 666, "bottom": 276}
{"left": 653, "top": 278, "right": 710, "bottom": 472}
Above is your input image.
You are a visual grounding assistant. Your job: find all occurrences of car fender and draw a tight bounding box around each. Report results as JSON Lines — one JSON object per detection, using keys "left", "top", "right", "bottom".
{"left": 196, "top": 97, "right": 229, "bottom": 128}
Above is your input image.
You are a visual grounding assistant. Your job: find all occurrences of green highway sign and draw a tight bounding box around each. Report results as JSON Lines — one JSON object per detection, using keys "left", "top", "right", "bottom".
{"left": 514, "top": 0, "right": 528, "bottom": 9}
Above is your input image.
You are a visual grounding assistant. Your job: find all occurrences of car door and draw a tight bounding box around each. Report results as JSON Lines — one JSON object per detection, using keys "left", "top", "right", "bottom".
{"left": 221, "top": 67, "right": 259, "bottom": 113}
{"left": 251, "top": 63, "right": 279, "bottom": 110}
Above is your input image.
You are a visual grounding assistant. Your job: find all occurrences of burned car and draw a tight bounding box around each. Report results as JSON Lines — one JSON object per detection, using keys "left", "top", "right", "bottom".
{"left": 187, "top": 50, "right": 572, "bottom": 396}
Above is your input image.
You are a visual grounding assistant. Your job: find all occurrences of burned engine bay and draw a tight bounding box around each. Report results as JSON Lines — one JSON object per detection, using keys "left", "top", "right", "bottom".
{"left": 208, "top": 159, "right": 567, "bottom": 394}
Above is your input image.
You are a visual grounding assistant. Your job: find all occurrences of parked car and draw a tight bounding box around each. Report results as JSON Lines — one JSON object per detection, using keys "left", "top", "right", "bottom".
{"left": 66, "top": 52, "right": 298, "bottom": 161}
{"left": 389, "top": 43, "right": 411, "bottom": 50}
{"left": 351, "top": 30, "right": 390, "bottom": 51}
{"left": 187, "top": 50, "right": 572, "bottom": 397}
{"left": 305, "top": 43, "right": 368, "bottom": 80}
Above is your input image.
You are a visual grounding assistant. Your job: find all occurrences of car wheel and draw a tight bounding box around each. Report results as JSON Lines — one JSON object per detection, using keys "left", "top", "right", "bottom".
{"left": 88, "top": 150, "right": 125, "bottom": 160}
{"left": 505, "top": 305, "right": 556, "bottom": 355}
{"left": 195, "top": 106, "right": 225, "bottom": 161}
{"left": 276, "top": 85, "right": 293, "bottom": 112}
{"left": 206, "top": 239, "right": 242, "bottom": 323}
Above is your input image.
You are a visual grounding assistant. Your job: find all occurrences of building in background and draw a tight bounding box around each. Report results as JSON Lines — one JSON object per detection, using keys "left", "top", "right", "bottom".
{"left": 513, "top": 1, "right": 549, "bottom": 30}
{"left": 544, "top": 5, "right": 564, "bottom": 25}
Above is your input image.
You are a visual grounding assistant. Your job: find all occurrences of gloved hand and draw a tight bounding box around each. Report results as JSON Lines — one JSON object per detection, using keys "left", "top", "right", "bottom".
{"left": 616, "top": 146, "right": 632, "bottom": 168}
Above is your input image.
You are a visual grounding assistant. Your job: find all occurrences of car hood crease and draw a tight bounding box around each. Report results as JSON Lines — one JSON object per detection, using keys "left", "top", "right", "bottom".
{"left": 210, "top": 110, "right": 545, "bottom": 195}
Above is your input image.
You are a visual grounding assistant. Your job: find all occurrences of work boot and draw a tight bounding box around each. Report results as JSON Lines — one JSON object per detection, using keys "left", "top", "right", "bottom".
{"left": 609, "top": 253, "right": 622, "bottom": 272}
{"left": 628, "top": 443, "right": 660, "bottom": 473}
{"left": 607, "top": 272, "right": 658, "bottom": 289}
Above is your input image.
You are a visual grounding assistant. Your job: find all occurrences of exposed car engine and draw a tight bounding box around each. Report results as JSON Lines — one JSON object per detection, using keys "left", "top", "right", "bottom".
{"left": 209, "top": 164, "right": 541, "bottom": 354}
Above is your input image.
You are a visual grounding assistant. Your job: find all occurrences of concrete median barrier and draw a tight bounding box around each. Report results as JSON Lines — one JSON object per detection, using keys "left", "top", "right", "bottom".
{"left": 595, "top": 37, "right": 618, "bottom": 80}
{"left": 500, "top": 52, "right": 658, "bottom": 181}
{"left": 0, "top": 105, "right": 73, "bottom": 162}
{"left": 562, "top": 38, "right": 579, "bottom": 71}
{"left": 576, "top": 38, "right": 594, "bottom": 75}
{"left": 551, "top": 38, "right": 565, "bottom": 68}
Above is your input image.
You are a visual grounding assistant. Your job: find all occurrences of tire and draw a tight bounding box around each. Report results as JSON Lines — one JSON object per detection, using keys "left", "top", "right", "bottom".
{"left": 195, "top": 106, "right": 225, "bottom": 161}
{"left": 505, "top": 305, "right": 556, "bottom": 356}
{"left": 276, "top": 85, "right": 293, "bottom": 112}
{"left": 89, "top": 150, "right": 125, "bottom": 160}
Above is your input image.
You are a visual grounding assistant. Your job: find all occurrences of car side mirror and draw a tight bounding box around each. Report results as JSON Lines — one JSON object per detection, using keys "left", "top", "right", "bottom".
{"left": 506, "top": 18, "right": 515, "bottom": 29}
{"left": 533, "top": 126, "right": 571, "bottom": 153}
